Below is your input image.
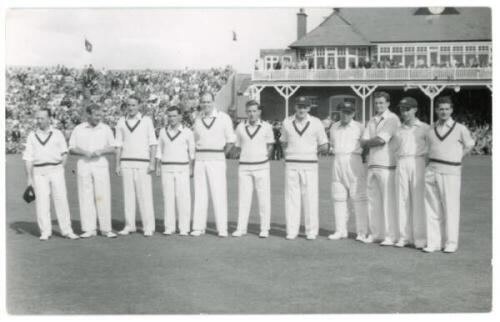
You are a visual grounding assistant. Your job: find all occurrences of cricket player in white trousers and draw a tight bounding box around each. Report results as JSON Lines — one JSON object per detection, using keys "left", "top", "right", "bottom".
{"left": 361, "top": 91, "right": 401, "bottom": 246}
{"left": 23, "top": 108, "right": 79, "bottom": 240}
{"left": 155, "top": 106, "right": 195, "bottom": 236}
{"left": 69, "top": 103, "right": 117, "bottom": 238}
{"left": 281, "top": 96, "right": 329, "bottom": 240}
{"left": 423, "top": 96, "right": 474, "bottom": 253}
{"left": 328, "top": 102, "right": 368, "bottom": 242}
{"left": 115, "top": 96, "right": 157, "bottom": 237}
{"left": 232, "top": 100, "right": 274, "bottom": 238}
{"left": 191, "top": 92, "right": 236, "bottom": 237}
{"left": 393, "top": 97, "right": 430, "bottom": 249}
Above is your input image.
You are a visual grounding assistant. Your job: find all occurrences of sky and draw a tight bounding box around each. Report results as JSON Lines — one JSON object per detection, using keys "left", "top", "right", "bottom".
{"left": 5, "top": 8, "right": 333, "bottom": 72}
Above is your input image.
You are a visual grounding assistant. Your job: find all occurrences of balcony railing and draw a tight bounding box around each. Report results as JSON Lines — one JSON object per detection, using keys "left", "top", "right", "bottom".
{"left": 252, "top": 67, "right": 492, "bottom": 82}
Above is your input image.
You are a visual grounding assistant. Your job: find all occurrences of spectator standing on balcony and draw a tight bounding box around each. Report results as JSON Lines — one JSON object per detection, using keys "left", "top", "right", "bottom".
{"left": 361, "top": 91, "right": 400, "bottom": 246}
{"left": 191, "top": 92, "right": 236, "bottom": 237}
{"left": 423, "top": 96, "right": 474, "bottom": 253}
{"left": 280, "top": 96, "right": 329, "bottom": 240}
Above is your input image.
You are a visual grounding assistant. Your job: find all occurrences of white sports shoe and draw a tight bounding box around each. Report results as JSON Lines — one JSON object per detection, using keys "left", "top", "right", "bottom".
{"left": 163, "top": 230, "right": 175, "bottom": 236}
{"left": 64, "top": 232, "right": 80, "bottom": 240}
{"left": 355, "top": 234, "right": 367, "bottom": 242}
{"left": 143, "top": 231, "right": 154, "bottom": 237}
{"left": 422, "top": 247, "right": 439, "bottom": 253}
{"left": 380, "top": 238, "right": 395, "bottom": 246}
{"left": 190, "top": 230, "right": 205, "bottom": 237}
{"left": 259, "top": 231, "right": 269, "bottom": 238}
{"left": 39, "top": 233, "right": 51, "bottom": 241}
{"left": 443, "top": 245, "right": 458, "bottom": 253}
{"left": 103, "top": 231, "right": 117, "bottom": 238}
{"left": 232, "top": 230, "right": 246, "bottom": 237}
{"left": 306, "top": 234, "right": 317, "bottom": 240}
{"left": 118, "top": 227, "right": 137, "bottom": 236}
{"left": 218, "top": 231, "right": 228, "bottom": 238}
{"left": 179, "top": 231, "right": 189, "bottom": 236}
{"left": 286, "top": 234, "right": 297, "bottom": 240}
{"left": 328, "top": 232, "right": 347, "bottom": 240}
{"left": 362, "top": 235, "right": 375, "bottom": 244}
{"left": 80, "top": 231, "right": 97, "bottom": 238}
{"left": 395, "top": 239, "right": 408, "bottom": 248}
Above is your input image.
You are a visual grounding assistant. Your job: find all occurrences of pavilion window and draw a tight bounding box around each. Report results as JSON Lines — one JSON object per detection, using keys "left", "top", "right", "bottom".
{"left": 439, "top": 46, "right": 451, "bottom": 66}
{"left": 337, "top": 47, "right": 346, "bottom": 69}
{"left": 404, "top": 46, "right": 415, "bottom": 67}
{"left": 316, "top": 47, "right": 325, "bottom": 69}
{"left": 465, "top": 45, "right": 478, "bottom": 67}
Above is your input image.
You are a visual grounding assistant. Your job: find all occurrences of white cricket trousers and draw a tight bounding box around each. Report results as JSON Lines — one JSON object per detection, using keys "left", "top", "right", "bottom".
{"left": 161, "top": 167, "right": 191, "bottom": 234}
{"left": 424, "top": 168, "right": 462, "bottom": 250}
{"left": 192, "top": 160, "right": 228, "bottom": 233}
{"left": 237, "top": 167, "right": 271, "bottom": 233}
{"left": 121, "top": 167, "right": 155, "bottom": 232}
{"left": 367, "top": 166, "right": 398, "bottom": 241}
{"left": 32, "top": 165, "right": 74, "bottom": 236}
{"left": 331, "top": 154, "right": 368, "bottom": 236}
{"left": 285, "top": 164, "right": 319, "bottom": 237}
{"left": 77, "top": 159, "right": 112, "bottom": 233}
{"left": 396, "top": 157, "right": 426, "bottom": 247}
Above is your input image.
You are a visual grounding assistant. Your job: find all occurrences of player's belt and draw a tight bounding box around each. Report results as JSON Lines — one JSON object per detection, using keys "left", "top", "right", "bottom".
{"left": 285, "top": 159, "right": 318, "bottom": 163}
{"left": 33, "top": 161, "right": 62, "bottom": 167}
{"left": 429, "top": 158, "right": 461, "bottom": 166}
{"left": 161, "top": 161, "right": 190, "bottom": 165}
{"left": 196, "top": 149, "right": 224, "bottom": 153}
{"left": 368, "top": 165, "right": 396, "bottom": 170}
{"left": 239, "top": 159, "right": 269, "bottom": 165}
{"left": 120, "top": 158, "right": 150, "bottom": 162}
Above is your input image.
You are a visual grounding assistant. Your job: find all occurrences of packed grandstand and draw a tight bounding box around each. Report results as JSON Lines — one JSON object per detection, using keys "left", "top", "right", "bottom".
{"left": 4, "top": 64, "right": 491, "bottom": 155}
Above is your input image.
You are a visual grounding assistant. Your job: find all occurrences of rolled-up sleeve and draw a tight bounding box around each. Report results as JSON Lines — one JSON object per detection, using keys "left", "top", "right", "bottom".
{"left": 377, "top": 117, "right": 399, "bottom": 143}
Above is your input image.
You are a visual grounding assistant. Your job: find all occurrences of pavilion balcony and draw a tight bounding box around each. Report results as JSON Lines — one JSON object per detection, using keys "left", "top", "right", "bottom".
{"left": 252, "top": 67, "right": 492, "bottom": 82}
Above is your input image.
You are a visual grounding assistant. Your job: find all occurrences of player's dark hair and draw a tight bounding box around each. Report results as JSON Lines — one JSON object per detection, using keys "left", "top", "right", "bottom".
{"left": 167, "top": 106, "right": 181, "bottom": 114}
{"left": 86, "top": 103, "right": 101, "bottom": 115}
{"left": 373, "top": 91, "right": 390, "bottom": 103}
{"left": 39, "top": 107, "right": 52, "bottom": 118}
{"left": 436, "top": 96, "right": 454, "bottom": 108}
{"left": 200, "top": 91, "right": 215, "bottom": 101}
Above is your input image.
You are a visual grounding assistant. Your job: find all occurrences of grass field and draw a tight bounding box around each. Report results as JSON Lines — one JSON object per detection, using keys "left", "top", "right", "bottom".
{"left": 5, "top": 154, "right": 492, "bottom": 314}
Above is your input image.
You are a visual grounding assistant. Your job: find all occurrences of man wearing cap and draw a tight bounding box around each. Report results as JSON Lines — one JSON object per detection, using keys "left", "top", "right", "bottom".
{"left": 361, "top": 91, "right": 401, "bottom": 246}
{"left": 393, "top": 97, "right": 430, "bottom": 248}
{"left": 115, "top": 95, "right": 157, "bottom": 237}
{"left": 23, "top": 108, "right": 79, "bottom": 240}
{"left": 328, "top": 102, "right": 368, "bottom": 242}
{"left": 69, "top": 103, "right": 118, "bottom": 238}
{"left": 232, "top": 100, "right": 274, "bottom": 238}
{"left": 155, "top": 106, "right": 195, "bottom": 236}
{"left": 191, "top": 92, "right": 236, "bottom": 237}
{"left": 423, "top": 96, "right": 474, "bottom": 253}
{"left": 280, "top": 96, "right": 329, "bottom": 240}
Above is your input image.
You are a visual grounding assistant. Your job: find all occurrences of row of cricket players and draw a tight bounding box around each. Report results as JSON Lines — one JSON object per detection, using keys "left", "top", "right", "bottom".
{"left": 23, "top": 91, "right": 474, "bottom": 253}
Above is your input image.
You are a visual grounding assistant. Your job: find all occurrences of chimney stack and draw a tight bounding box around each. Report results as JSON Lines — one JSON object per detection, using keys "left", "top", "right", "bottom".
{"left": 297, "top": 8, "right": 307, "bottom": 40}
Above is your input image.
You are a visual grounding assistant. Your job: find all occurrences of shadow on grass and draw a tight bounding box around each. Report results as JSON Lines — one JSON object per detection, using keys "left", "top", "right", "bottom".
{"left": 10, "top": 219, "right": 333, "bottom": 239}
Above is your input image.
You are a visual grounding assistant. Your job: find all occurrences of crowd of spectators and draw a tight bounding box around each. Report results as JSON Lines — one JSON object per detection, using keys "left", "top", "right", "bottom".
{"left": 258, "top": 56, "right": 491, "bottom": 71}
{"left": 5, "top": 65, "right": 234, "bottom": 153}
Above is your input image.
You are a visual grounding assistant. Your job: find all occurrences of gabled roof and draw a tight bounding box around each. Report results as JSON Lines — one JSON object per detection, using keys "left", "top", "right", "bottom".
{"left": 289, "top": 7, "right": 491, "bottom": 47}
{"left": 290, "top": 11, "right": 370, "bottom": 47}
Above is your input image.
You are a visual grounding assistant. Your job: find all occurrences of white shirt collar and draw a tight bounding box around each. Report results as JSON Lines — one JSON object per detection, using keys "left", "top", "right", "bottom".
{"left": 436, "top": 117, "right": 454, "bottom": 128}
{"left": 375, "top": 109, "right": 390, "bottom": 121}
{"left": 203, "top": 108, "right": 219, "bottom": 118}
{"left": 168, "top": 123, "right": 184, "bottom": 132}
{"left": 84, "top": 121, "right": 103, "bottom": 129}
{"left": 293, "top": 113, "right": 310, "bottom": 123}
{"left": 245, "top": 119, "right": 262, "bottom": 127}
{"left": 127, "top": 112, "right": 142, "bottom": 121}
{"left": 37, "top": 126, "right": 53, "bottom": 135}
